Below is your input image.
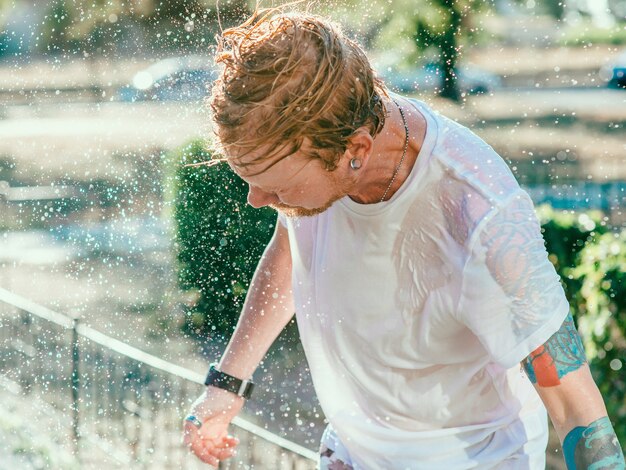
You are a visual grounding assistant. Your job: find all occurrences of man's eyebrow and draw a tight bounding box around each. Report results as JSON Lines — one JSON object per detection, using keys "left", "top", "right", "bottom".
{"left": 230, "top": 154, "right": 283, "bottom": 177}
{"left": 231, "top": 148, "right": 301, "bottom": 179}
{"left": 238, "top": 140, "right": 304, "bottom": 176}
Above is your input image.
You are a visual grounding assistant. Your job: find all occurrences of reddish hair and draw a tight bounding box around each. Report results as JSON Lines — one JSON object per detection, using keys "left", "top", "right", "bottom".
{"left": 203, "top": 9, "right": 388, "bottom": 173}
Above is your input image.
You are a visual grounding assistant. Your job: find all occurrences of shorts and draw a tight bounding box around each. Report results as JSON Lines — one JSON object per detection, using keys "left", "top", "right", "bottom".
{"left": 317, "top": 412, "right": 548, "bottom": 470}
{"left": 319, "top": 424, "right": 354, "bottom": 470}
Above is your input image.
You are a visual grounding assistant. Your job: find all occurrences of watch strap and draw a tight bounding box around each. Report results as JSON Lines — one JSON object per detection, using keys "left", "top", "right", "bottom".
{"left": 204, "top": 364, "right": 255, "bottom": 399}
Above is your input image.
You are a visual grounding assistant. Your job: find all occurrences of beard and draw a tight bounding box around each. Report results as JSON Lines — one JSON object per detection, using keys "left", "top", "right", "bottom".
{"left": 270, "top": 193, "right": 344, "bottom": 218}
{"left": 269, "top": 173, "right": 354, "bottom": 218}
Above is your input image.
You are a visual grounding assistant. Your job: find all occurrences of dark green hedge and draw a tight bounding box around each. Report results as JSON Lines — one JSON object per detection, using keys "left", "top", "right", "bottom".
{"left": 538, "top": 206, "right": 625, "bottom": 442}
{"left": 537, "top": 206, "right": 608, "bottom": 304}
{"left": 570, "top": 233, "right": 626, "bottom": 441}
{"left": 164, "top": 140, "right": 276, "bottom": 342}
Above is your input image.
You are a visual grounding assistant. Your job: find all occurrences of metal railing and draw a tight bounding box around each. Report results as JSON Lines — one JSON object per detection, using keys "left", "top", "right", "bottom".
{"left": 0, "top": 287, "right": 318, "bottom": 469}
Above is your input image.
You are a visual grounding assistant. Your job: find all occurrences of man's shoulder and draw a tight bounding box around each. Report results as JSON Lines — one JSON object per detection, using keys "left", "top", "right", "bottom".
{"left": 432, "top": 118, "right": 520, "bottom": 210}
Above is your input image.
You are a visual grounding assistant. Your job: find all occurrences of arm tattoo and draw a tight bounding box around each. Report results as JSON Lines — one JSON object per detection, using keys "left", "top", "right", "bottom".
{"left": 563, "top": 416, "right": 625, "bottom": 470}
{"left": 522, "top": 313, "right": 586, "bottom": 386}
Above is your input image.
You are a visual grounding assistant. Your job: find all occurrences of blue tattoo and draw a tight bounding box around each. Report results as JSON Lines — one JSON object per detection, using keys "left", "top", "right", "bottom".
{"left": 522, "top": 313, "right": 586, "bottom": 387}
{"left": 564, "top": 416, "right": 625, "bottom": 469}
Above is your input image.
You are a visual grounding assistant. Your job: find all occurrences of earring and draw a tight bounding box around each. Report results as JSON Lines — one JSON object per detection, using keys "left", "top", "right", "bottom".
{"left": 350, "top": 158, "right": 362, "bottom": 170}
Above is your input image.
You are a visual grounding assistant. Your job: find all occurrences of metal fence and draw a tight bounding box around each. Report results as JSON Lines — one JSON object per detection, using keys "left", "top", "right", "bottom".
{"left": 0, "top": 287, "right": 317, "bottom": 469}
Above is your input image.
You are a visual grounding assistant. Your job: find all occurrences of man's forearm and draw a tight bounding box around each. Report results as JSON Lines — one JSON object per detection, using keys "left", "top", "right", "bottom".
{"left": 522, "top": 314, "right": 625, "bottom": 469}
{"left": 217, "top": 222, "right": 295, "bottom": 380}
{"left": 563, "top": 416, "right": 625, "bottom": 470}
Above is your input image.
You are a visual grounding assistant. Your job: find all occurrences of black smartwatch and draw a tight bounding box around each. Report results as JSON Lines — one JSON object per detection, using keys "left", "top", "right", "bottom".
{"left": 204, "top": 363, "right": 255, "bottom": 399}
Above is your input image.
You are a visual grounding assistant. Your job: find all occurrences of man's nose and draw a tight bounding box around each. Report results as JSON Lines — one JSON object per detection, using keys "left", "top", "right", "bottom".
{"left": 247, "top": 186, "right": 279, "bottom": 208}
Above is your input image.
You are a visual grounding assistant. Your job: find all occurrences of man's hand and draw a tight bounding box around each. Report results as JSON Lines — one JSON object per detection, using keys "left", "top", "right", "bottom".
{"left": 180, "top": 220, "right": 294, "bottom": 466}
{"left": 182, "top": 386, "right": 244, "bottom": 467}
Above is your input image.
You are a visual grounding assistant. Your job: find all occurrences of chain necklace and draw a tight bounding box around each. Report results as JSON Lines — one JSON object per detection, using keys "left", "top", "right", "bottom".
{"left": 379, "top": 100, "right": 409, "bottom": 203}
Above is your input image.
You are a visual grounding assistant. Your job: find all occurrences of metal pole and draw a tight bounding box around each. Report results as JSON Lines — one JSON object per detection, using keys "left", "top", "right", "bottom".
{"left": 71, "top": 314, "right": 81, "bottom": 460}
{"left": 0, "top": 181, "right": 10, "bottom": 291}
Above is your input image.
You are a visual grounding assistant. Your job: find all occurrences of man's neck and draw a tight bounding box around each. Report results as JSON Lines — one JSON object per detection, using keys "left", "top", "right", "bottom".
{"left": 348, "top": 95, "right": 425, "bottom": 204}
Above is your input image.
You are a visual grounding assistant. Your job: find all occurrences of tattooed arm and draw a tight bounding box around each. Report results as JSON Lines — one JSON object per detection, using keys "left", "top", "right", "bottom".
{"left": 521, "top": 313, "right": 625, "bottom": 469}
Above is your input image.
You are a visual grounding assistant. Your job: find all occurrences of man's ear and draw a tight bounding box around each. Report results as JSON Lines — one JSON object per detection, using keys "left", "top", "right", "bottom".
{"left": 344, "top": 127, "right": 374, "bottom": 167}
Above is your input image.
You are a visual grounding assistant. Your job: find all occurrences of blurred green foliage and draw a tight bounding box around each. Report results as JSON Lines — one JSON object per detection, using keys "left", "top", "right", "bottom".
{"left": 558, "top": 22, "right": 626, "bottom": 47}
{"left": 6, "top": 0, "right": 626, "bottom": 60}
{"left": 538, "top": 0, "right": 565, "bottom": 19}
{"left": 33, "top": 0, "right": 250, "bottom": 56}
{"left": 570, "top": 232, "right": 626, "bottom": 441}
{"left": 342, "top": 0, "right": 493, "bottom": 101}
{"left": 537, "top": 205, "right": 608, "bottom": 302}
{"left": 0, "top": 401, "right": 80, "bottom": 470}
{"left": 412, "top": 0, "right": 467, "bottom": 101}
{"left": 538, "top": 205, "right": 625, "bottom": 443}
{"left": 164, "top": 140, "right": 275, "bottom": 342}
{"left": 38, "top": 0, "right": 79, "bottom": 54}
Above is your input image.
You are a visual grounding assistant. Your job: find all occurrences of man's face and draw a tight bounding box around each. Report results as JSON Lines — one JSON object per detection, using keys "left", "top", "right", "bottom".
{"left": 227, "top": 143, "right": 351, "bottom": 218}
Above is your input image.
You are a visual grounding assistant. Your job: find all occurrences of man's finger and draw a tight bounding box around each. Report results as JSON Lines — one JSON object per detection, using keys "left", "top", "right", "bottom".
{"left": 182, "top": 420, "right": 220, "bottom": 461}
{"left": 208, "top": 435, "right": 239, "bottom": 461}
{"left": 189, "top": 434, "right": 220, "bottom": 467}
{"left": 224, "top": 435, "right": 239, "bottom": 445}
{"left": 198, "top": 422, "right": 227, "bottom": 442}
{"left": 182, "top": 421, "right": 200, "bottom": 447}
{"left": 213, "top": 445, "right": 237, "bottom": 461}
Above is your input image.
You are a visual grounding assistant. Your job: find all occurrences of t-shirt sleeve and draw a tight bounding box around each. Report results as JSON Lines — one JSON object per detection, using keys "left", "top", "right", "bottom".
{"left": 457, "top": 190, "right": 570, "bottom": 369}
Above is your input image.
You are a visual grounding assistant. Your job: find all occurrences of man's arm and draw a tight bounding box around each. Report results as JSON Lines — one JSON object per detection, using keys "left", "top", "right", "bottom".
{"left": 183, "top": 218, "right": 295, "bottom": 466}
{"left": 521, "top": 313, "right": 625, "bottom": 469}
{"left": 218, "top": 218, "right": 295, "bottom": 380}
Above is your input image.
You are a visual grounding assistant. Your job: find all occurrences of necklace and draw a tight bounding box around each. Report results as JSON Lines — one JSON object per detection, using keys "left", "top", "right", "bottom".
{"left": 379, "top": 99, "right": 409, "bottom": 203}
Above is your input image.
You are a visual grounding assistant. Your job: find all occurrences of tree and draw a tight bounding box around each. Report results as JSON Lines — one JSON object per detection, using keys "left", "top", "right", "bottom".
{"left": 39, "top": 0, "right": 75, "bottom": 54}
{"left": 411, "top": 0, "right": 489, "bottom": 101}
{"left": 365, "top": 0, "right": 495, "bottom": 102}
{"left": 413, "top": 0, "right": 464, "bottom": 101}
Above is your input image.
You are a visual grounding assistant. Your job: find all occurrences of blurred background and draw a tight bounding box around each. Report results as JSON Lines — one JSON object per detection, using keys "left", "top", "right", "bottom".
{"left": 0, "top": 0, "right": 625, "bottom": 468}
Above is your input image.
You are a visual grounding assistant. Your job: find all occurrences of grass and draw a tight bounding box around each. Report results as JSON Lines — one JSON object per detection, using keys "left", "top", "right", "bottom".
{"left": 558, "top": 22, "right": 626, "bottom": 47}
{"left": 0, "top": 397, "right": 79, "bottom": 469}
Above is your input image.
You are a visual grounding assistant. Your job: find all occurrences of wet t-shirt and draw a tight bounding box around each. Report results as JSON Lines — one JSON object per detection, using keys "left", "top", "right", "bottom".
{"left": 278, "top": 97, "right": 569, "bottom": 469}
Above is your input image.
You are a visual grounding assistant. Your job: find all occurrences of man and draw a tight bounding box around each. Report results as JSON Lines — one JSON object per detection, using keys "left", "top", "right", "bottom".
{"left": 181, "top": 9, "right": 625, "bottom": 469}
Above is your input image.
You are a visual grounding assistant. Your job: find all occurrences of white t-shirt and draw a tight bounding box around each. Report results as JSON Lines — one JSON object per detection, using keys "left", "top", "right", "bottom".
{"left": 278, "top": 97, "right": 570, "bottom": 469}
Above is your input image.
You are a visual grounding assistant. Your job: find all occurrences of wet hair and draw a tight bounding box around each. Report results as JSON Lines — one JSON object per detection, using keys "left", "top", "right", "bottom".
{"left": 203, "top": 8, "right": 389, "bottom": 173}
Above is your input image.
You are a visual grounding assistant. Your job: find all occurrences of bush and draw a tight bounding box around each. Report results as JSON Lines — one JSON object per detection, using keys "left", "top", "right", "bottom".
{"left": 536, "top": 205, "right": 607, "bottom": 302}
{"left": 164, "top": 140, "right": 276, "bottom": 342}
{"left": 570, "top": 232, "right": 626, "bottom": 440}
{"left": 539, "top": 206, "right": 625, "bottom": 443}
